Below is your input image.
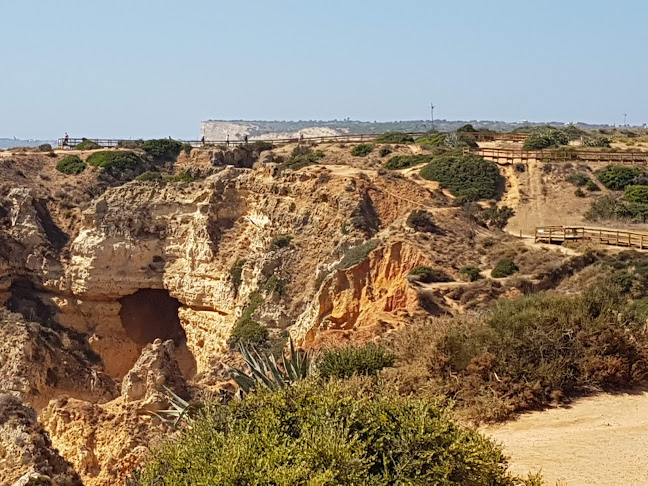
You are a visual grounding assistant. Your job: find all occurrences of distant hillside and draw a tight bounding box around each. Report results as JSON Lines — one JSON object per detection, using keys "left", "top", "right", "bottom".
{"left": 201, "top": 119, "right": 617, "bottom": 141}
{"left": 0, "top": 138, "right": 56, "bottom": 149}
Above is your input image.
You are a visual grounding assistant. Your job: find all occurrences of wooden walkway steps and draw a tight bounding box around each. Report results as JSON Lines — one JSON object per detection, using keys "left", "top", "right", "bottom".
{"left": 535, "top": 226, "right": 648, "bottom": 249}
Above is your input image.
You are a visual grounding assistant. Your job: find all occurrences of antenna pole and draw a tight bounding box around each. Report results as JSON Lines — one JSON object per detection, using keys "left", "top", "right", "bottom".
{"left": 430, "top": 102, "right": 435, "bottom": 131}
{"left": 623, "top": 114, "right": 628, "bottom": 126}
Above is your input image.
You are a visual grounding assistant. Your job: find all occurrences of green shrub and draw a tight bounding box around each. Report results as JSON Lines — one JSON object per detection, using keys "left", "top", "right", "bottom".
{"left": 408, "top": 265, "right": 451, "bottom": 283}
{"left": 383, "top": 154, "right": 433, "bottom": 170}
{"left": 625, "top": 185, "right": 648, "bottom": 204}
{"left": 416, "top": 132, "right": 447, "bottom": 148}
{"left": 264, "top": 274, "right": 285, "bottom": 296}
{"left": 459, "top": 265, "right": 482, "bottom": 282}
{"left": 582, "top": 136, "right": 612, "bottom": 148}
{"left": 379, "top": 146, "right": 392, "bottom": 157}
{"left": 374, "top": 132, "right": 414, "bottom": 144}
{"left": 566, "top": 173, "right": 589, "bottom": 187}
{"left": 586, "top": 179, "right": 600, "bottom": 191}
{"left": 136, "top": 171, "right": 164, "bottom": 182}
{"left": 420, "top": 153, "right": 501, "bottom": 200}
{"left": 514, "top": 163, "right": 526, "bottom": 173}
{"left": 339, "top": 239, "right": 380, "bottom": 269}
{"left": 164, "top": 172, "right": 195, "bottom": 183}
{"left": 434, "top": 286, "right": 648, "bottom": 420}
{"left": 406, "top": 209, "right": 440, "bottom": 233}
{"left": 133, "top": 380, "right": 522, "bottom": 485}
{"left": 229, "top": 259, "right": 246, "bottom": 294}
{"left": 142, "top": 139, "right": 183, "bottom": 161}
{"left": 73, "top": 139, "right": 102, "bottom": 150}
{"left": 478, "top": 206, "right": 515, "bottom": 229}
{"left": 585, "top": 196, "right": 628, "bottom": 221}
{"left": 270, "top": 234, "right": 293, "bottom": 250}
{"left": 319, "top": 344, "right": 395, "bottom": 379}
{"left": 350, "top": 143, "right": 374, "bottom": 157}
{"left": 117, "top": 139, "right": 144, "bottom": 149}
{"left": 39, "top": 143, "right": 53, "bottom": 152}
{"left": 56, "top": 155, "right": 86, "bottom": 175}
{"left": 596, "top": 165, "right": 644, "bottom": 190}
{"left": 522, "top": 128, "right": 569, "bottom": 149}
{"left": 280, "top": 146, "right": 324, "bottom": 172}
{"left": 230, "top": 292, "right": 268, "bottom": 347}
{"left": 491, "top": 259, "right": 518, "bottom": 278}
{"left": 86, "top": 151, "right": 141, "bottom": 171}
{"left": 457, "top": 124, "right": 477, "bottom": 132}
{"left": 575, "top": 188, "right": 586, "bottom": 198}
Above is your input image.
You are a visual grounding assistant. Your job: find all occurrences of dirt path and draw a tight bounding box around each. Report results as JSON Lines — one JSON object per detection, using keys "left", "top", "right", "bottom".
{"left": 484, "top": 390, "right": 648, "bottom": 485}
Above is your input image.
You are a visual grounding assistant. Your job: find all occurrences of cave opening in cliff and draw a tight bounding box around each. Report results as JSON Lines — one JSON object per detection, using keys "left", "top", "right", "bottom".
{"left": 118, "top": 289, "right": 196, "bottom": 378}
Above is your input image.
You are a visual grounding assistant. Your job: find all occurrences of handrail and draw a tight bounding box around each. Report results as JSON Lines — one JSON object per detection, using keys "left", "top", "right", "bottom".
{"left": 470, "top": 147, "right": 648, "bottom": 164}
{"left": 535, "top": 225, "right": 648, "bottom": 249}
{"left": 56, "top": 130, "right": 530, "bottom": 150}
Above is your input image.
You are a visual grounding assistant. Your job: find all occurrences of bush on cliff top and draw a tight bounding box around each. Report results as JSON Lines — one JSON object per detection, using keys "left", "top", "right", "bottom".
{"left": 86, "top": 151, "right": 142, "bottom": 172}
{"left": 73, "top": 139, "right": 102, "bottom": 150}
{"left": 132, "top": 380, "right": 525, "bottom": 485}
{"left": 56, "top": 155, "right": 86, "bottom": 175}
{"left": 596, "top": 165, "right": 644, "bottom": 191}
{"left": 383, "top": 154, "right": 433, "bottom": 170}
{"left": 338, "top": 239, "right": 380, "bottom": 269}
{"left": 142, "top": 139, "right": 183, "bottom": 161}
{"left": 420, "top": 153, "right": 501, "bottom": 201}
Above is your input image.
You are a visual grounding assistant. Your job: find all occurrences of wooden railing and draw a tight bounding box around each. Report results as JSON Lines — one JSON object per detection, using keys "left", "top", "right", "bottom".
{"left": 56, "top": 130, "right": 531, "bottom": 150}
{"left": 469, "top": 147, "right": 648, "bottom": 165}
{"left": 535, "top": 226, "right": 648, "bottom": 249}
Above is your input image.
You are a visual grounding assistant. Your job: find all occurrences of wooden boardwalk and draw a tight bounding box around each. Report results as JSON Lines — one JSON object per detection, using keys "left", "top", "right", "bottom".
{"left": 471, "top": 147, "right": 648, "bottom": 165}
{"left": 57, "top": 130, "right": 530, "bottom": 150}
{"left": 535, "top": 226, "right": 648, "bottom": 249}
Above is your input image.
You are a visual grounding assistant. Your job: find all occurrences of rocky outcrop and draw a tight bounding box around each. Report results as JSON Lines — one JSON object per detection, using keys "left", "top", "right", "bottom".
{"left": 0, "top": 309, "right": 117, "bottom": 411}
{"left": 121, "top": 339, "right": 187, "bottom": 408}
{"left": 0, "top": 394, "right": 82, "bottom": 486}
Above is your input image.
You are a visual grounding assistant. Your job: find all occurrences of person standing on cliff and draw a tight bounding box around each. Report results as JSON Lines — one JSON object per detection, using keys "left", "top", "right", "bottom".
{"left": 201, "top": 135, "right": 205, "bottom": 146}
{"left": 226, "top": 134, "right": 230, "bottom": 146}
{"left": 63, "top": 132, "right": 69, "bottom": 147}
{"left": 244, "top": 135, "right": 248, "bottom": 144}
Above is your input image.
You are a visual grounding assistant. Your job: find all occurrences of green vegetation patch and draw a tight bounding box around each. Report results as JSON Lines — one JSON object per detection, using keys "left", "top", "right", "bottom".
{"left": 566, "top": 173, "right": 590, "bottom": 187}
{"left": 350, "top": 143, "right": 374, "bottom": 157}
{"left": 522, "top": 127, "right": 569, "bottom": 150}
{"left": 420, "top": 153, "right": 501, "bottom": 201}
{"left": 491, "top": 259, "right": 518, "bottom": 278}
{"left": 416, "top": 132, "right": 446, "bottom": 148}
{"left": 339, "top": 239, "right": 380, "bottom": 269}
{"left": 436, "top": 287, "right": 648, "bottom": 420}
{"left": 318, "top": 344, "right": 395, "bottom": 379}
{"left": 459, "top": 265, "right": 482, "bottom": 282}
{"left": 229, "top": 259, "right": 246, "bottom": 294}
{"left": 406, "top": 209, "right": 441, "bottom": 233}
{"left": 383, "top": 154, "right": 433, "bottom": 170}
{"left": 379, "top": 146, "right": 392, "bottom": 157}
{"left": 280, "top": 146, "right": 324, "bottom": 172}
{"left": 142, "top": 139, "right": 183, "bottom": 161}
{"left": 374, "top": 132, "right": 415, "bottom": 144}
{"left": 73, "top": 139, "right": 102, "bottom": 150}
{"left": 586, "top": 179, "right": 600, "bottom": 191}
{"left": 408, "top": 265, "right": 451, "bottom": 283}
{"left": 133, "top": 380, "right": 521, "bottom": 485}
{"left": 86, "top": 151, "right": 141, "bottom": 171}
{"left": 164, "top": 172, "right": 196, "bottom": 183}
{"left": 624, "top": 185, "right": 648, "bottom": 204}
{"left": 230, "top": 291, "right": 268, "bottom": 347}
{"left": 595, "top": 165, "right": 644, "bottom": 190}
{"left": 56, "top": 155, "right": 86, "bottom": 175}
{"left": 270, "top": 234, "right": 293, "bottom": 251}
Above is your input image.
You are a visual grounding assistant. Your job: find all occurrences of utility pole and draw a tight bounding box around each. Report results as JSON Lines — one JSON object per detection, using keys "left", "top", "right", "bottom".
{"left": 623, "top": 114, "right": 628, "bottom": 126}
{"left": 430, "top": 103, "right": 435, "bottom": 131}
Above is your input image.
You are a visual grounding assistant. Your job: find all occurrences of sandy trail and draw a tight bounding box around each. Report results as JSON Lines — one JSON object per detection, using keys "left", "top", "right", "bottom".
{"left": 484, "top": 390, "right": 648, "bottom": 486}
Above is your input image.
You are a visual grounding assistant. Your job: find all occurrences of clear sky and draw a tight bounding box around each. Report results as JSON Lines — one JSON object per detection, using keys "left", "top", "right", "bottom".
{"left": 1, "top": 0, "right": 646, "bottom": 139}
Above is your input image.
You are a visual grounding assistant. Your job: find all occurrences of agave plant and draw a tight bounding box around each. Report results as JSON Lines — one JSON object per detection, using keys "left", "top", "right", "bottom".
{"left": 229, "top": 337, "right": 311, "bottom": 394}
{"left": 151, "top": 386, "right": 197, "bottom": 429}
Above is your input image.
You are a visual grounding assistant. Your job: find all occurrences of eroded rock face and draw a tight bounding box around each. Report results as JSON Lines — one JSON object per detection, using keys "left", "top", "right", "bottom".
{"left": 121, "top": 339, "right": 188, "bottom": 408}
{"left": 0, "top": 394, "right": 82, "bottom": 486}
{"left": 0, "top": 309, "right": 117, "bottom": 411}
{"left": 40, "top": 396, "right": 170, "bottom": 486}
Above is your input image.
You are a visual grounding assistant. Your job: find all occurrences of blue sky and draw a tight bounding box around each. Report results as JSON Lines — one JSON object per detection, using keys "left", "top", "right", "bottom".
{"left": 1, "top": 0, "right": 646, "bottom": 139}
